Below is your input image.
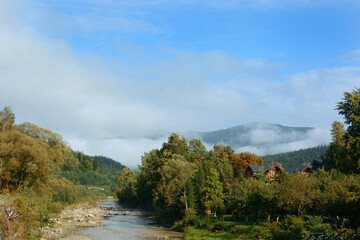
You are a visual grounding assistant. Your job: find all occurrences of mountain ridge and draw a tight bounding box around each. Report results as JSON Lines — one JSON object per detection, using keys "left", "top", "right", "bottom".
{"left": 183, "top": 122, "right": 318, "bottom": 154}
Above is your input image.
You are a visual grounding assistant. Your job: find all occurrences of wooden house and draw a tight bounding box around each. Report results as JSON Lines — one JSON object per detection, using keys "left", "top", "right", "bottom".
{"left": 311, "top": 158, "right": 323, "bottom": 172}
{"left": 283, "top": 166, "right": 314, "bottom": 175}
{"left": 245, "top": 165, "right": 282, "bottom": 180}
{"left": 245, "top": 164, "right": 313, "bottom": 180}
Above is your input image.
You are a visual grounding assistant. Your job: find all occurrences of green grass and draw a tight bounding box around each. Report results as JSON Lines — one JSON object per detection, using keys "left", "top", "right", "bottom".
{"left": 185, "top": 226, "right": 237, "bottom": 240}
{"left": 183, "top": 215, "right": 272, "bottom": 240}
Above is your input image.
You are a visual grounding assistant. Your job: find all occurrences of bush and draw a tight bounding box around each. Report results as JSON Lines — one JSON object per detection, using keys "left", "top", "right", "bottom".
{"left": 183, "top": 208, "right": 199, "bottom": 226}
{"left": 304, "top": 216, "right": 332, "bottom": 233}
{"left": 37, "top": 205, "right": 52, "bottom": 227}
{"left": 230, "top": 225, "right": 251, "bottom": 235}
{"left": 212, "top": 220, "right": 226, "bottom": 231}
{"left": 271, "top": 215, "right": 305, "bottom": 240}
{"left": 49, "top": 202, "right": 63, "bottom": 214}
{"left": 0, "top": 198, "right": 42, "bottom": 240}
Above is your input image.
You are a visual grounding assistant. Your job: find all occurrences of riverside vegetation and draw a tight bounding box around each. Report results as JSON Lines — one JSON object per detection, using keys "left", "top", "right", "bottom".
{"left": 0, "top": 106, "right": 125, "bottom": 239}
{"left": 117, "top": 87, "right": 360, "bottom": 239}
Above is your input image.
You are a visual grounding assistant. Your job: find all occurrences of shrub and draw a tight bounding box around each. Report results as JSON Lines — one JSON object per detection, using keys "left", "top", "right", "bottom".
{"left": 304, "top": 216, "right": 332, "bottom": 233}
{"left": 49, "top": 202, "right": 63, "bottom": 214}
{"left": 212, "top": 220, "right": 226, "bottom": 232}
{"left": 230, "top": 225, "right": 251, "bottom": 235}
{"left": 0, "top": 198, "right": 42, "bottom": 240}
{"left": 183, "top": 208, "right": 199, "bottom": 226}
{"left": 271, "top": 215, "right": 305, "bottom": 240}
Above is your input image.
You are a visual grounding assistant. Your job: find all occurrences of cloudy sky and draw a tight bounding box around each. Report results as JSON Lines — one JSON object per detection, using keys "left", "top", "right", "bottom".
{"left": 1, "top": 0, "right": 359, "bottom": 168}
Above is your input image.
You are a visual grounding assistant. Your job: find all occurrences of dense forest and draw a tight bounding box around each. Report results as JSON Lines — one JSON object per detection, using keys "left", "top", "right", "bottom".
{"left": 0, "top": 107, "right": 125, "bottom": 239}
{"left": 60, "top": 153, "right": 125, "bottom": 193}
{"left": 117, "top": 87, "right": 360, "bottom": 239}
{"left": 262, "top": 145, "right": 329, "bottom": 167}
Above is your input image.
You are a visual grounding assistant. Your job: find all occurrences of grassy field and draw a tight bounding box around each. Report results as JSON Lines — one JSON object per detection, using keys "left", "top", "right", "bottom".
{"left": 183, "top": 215, "right": 272, "bottom": 240}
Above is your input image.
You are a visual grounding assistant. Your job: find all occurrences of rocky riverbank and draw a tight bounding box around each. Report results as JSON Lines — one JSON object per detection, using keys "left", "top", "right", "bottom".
{"left": 41, "top": 201, "right": 184, "bottom": 240}
{"left": 41, "top": 203, "right": 110, "bottom": 240}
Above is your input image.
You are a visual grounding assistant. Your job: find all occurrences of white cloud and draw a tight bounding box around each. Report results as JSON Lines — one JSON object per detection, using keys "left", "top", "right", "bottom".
{"left": 67, "top": 136, "right": 167, "bottom": 169}
{"left": 339, "top": 49, "right": 360, "bottom": 62}
{"left": 1, "top": 1, "right": 360, "bottom": 167}
{"left": 236, "top": 128, "right": 330, "bottom": 156}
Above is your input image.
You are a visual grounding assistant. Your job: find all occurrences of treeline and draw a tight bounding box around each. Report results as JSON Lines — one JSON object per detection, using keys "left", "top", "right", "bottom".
{"left": 117, "top": 135, "right": 263, "bottom": 222}
{"left": 262, "top": 145, "right": 328, "bottom": 167}
{"left": 117, "top": 134, "right": 360, "bottom": 227}
{"left": 0, "top": 106, "right": 125, "bottom": 239}
{"left": 118, "top": 87, "right": 360, "bottom": 239}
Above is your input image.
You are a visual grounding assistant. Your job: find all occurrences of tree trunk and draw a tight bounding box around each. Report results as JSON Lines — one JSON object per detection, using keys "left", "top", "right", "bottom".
{"left": 184, "top": 185, "right": 188, "bottom": 210}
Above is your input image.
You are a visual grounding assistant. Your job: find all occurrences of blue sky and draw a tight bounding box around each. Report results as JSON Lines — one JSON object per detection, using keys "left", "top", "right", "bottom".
{"left": 1, "top": 0, "right": 360, "bottom": 166}
{"left": 25, "top": 0, "right": 360, "bottom": 71}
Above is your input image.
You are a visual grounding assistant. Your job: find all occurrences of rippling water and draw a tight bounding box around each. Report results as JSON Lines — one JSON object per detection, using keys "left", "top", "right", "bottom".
{"left": 76, "top": 202, "right": 183, "bottom": 240}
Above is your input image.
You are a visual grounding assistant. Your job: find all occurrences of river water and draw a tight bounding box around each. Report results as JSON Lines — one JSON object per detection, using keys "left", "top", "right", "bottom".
{"left": 76, "top": 202, "right": 184, "bottom": 240}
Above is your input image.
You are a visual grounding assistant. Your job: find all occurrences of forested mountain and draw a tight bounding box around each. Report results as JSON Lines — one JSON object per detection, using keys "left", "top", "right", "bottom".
{"left": 59, "top": 152, "right": 125, "bottom": 192}
{"left": 185, "top": 123, "right": 316, "bottom": 153}
{"left": 262, "top": 145, "right": 329, "bottom": 167}
{"left": 93, "top": 155, "right": 126, "bottom": 175}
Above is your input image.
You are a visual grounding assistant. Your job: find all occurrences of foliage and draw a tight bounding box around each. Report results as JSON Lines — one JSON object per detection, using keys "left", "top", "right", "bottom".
{"left": 0, "top": 106, "right": 125, "bottom": 239}
{"left": 214, "top": 145, "right": 263, "bottom": 177}
{"left": 324, "top": 87, "right": 360, "bottom": 174}
{"left": 117, "top": 168, "right": 138, "bottom": 206}
{"left": 278, "top": 174, "right": 317, "bottom": 216}
{"left": 155, "top": 155, "right": 196, "bottom": 211}
{"left": 0, "top": 106, "right": 15, "bottom": 132}
{"left": 303, "top": 216, "right": 332, "bottom": 233}
{"left": 0, "top": 198, "right": 41, "bottom": 240}
{"left": 0, "top": 122, "right": 69, "bottom": 191}
{"left": 262, "top": 145, "right": 328, "bottom": 168}
{"left": 201, "top": 168, "right": 223, "bottom": 215}
{"left": 59, "top": 151, "right": 124, "bottom": 194}
{"left": 271, "top": 216, "right": 306, "bottom": 240}
{"left": 184, "top": 216, "right": 272, "bottom": 240}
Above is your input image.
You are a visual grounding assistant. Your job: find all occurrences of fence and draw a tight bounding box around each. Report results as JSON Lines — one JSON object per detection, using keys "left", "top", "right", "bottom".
{"left": 304, "top": 230, "right": 360, "bottom": 240}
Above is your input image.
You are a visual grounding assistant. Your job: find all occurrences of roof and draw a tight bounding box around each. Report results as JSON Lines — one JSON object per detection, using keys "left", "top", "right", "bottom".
{"left": 312, "top": 158, "right": 323, "bottom": 164}
{"left": 283, "top": 166, "right": 312, "bottom": 174}
{"left": 248, "top": 165, "right": 270, "bottom": 172}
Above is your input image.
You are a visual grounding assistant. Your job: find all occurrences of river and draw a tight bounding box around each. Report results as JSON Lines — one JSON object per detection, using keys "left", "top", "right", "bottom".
{"left": 76, "top": 201, "right": 184, "bottom": 240}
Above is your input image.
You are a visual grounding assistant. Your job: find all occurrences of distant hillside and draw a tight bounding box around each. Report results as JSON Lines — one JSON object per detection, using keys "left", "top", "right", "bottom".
{"left": 184, "top": 123, "right": 323, "bottom": 156}
{"left": 196, "top": 123, "right": 312, "bottom": 147}
{"left": 262, "top": 145, "right": 329, "bottom": 167}
{"left": 93, "top": 155, "right": 126, "bottom": 177}
{"left": 60, "top": 152, "right": 126, "bottom": 192}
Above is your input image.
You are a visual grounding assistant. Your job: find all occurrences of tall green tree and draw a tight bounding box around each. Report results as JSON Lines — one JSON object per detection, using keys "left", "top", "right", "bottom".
{"left": 323, "top": 121, "right": 347, "bottom": 171}
{"left": 201, "top": 168, "right": 223, "bottom": 215}
{"left": 0, "top": 106, "right": 15, "bottom": 133}
{"left": 279, "top": 174, "right": 317, "bottom": 216}
{"left": 327, "top": 87, "right": 360, "bottom": 173}
{"left": 155, "top": 155, "right": 196, "bottom": 211}
{"left": 189, "top": 139, "right": 207, "bottom": 156}
{"left": 117, "top": 168, "right": 138, "bottom": 205}
{"left": 161, "top": 133, "right": 190, "bottom": 158}
{"left": 0, "top": 122, "right": 69, "bottom": 191}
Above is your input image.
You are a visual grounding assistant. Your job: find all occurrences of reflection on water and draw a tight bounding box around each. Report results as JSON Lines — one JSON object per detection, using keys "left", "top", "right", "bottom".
{"left": 76, "top": 202, "right": 183, "bottom": 240}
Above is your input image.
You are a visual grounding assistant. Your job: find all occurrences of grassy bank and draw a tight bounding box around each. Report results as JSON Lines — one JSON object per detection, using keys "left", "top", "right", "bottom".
{"left": 181, "top": 214, "right": 338, "bottom": 240}
{"left": 182, "top": 215, "right": 271, "bottom": 240}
